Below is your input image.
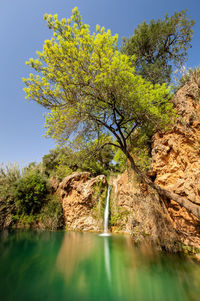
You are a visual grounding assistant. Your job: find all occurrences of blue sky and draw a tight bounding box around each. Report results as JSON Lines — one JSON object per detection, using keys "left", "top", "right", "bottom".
{"left": 0, "top": 0, "right": 199, "bottom": 167}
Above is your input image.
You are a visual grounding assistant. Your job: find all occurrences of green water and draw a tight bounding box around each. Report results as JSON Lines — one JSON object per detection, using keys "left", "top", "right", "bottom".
{"left": 0, "top": 231, "right": 199, "bottom": 301}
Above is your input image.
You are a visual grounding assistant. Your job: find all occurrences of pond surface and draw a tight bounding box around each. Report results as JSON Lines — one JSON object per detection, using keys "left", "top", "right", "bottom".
{"left": 0, "top": 231, "right": 199, "bottom": 301}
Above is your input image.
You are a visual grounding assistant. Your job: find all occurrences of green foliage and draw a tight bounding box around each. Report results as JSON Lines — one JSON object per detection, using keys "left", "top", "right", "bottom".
{"left": 110, "top": 212, "right": 122, "bottom": 226}
{"left": 0, "top": 164, "right": 21, "bottom": 228}
{"left": 0, "top": 163, "right": 65, "bottom": 230}
{"left": 182, "top": 244, "right": 200, "bottom": 255}
{"left": 13, "top": 213, "right": 37, "bottom": 229}
{"left": 128, "top": 130, "right": 152, "bottom": 171}
{"left": 42, "top": 147, "right": 70, "bottom": 177}
{"left": 113, "top": 130, "right": 152, "bottom": 172}
{"left": 110, "top": 207, "right": 129, "bottom": 227}
{"left": 42, "top": 139, "right": 114, "bottom": 180}
{"left": 70, "top": 139, "right": 114, "bottom": 176}
{"left": 55, "top": 164, "right": 73, "bottom": 181}
{"left": 0, "top": 164, "right": 21, "bottom": 205}
{"left": 39, "top": 195, "right": 64, "bottom": 230}
{"left": 23, "top": 7, "right": 175, "bottom": 172}
{"left": 0, "top": 163, "right": 21, "bottom": 186}
{"left": 14, "top": 169, "right": 50, "bottom": 215}
{"left": 91, "top": 181, "right": 107, "bottom": 221}
{"left": 113, "top": 149, "right": 127, "bottom": 172}
{"left": 121, "top": 10, "right": 194, "bottom": 84}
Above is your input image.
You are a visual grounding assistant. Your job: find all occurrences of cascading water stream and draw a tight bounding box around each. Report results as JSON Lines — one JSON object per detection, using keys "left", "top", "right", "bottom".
{"left": 104, "top": 185, "right": 111, "bottom": 233}
{"left": 99, "top": 186, "right": 111, "bottom": 237}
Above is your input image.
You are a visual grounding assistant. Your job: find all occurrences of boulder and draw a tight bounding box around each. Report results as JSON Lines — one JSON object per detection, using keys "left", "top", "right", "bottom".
{"left": 59, "top": 172, "right": 107, "bottom": 232}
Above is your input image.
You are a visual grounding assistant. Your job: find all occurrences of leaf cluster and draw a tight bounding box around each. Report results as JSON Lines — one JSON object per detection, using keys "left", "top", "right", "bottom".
{"left": 121, "top": 10, "right": 194, "bottom": 84}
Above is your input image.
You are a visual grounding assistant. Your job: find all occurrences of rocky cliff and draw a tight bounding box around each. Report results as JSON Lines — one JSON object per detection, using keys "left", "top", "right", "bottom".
{"left": 150, "top": 81, "right": 200, "bottom": 247}
{"left": 58, "top": 172, "right": 107, "bottom": 232}
{"left": 110, "top": 171, "right": 179, "bottom": 250}
{"left": 58, "top": 169, "right": 179, "bottom": 250}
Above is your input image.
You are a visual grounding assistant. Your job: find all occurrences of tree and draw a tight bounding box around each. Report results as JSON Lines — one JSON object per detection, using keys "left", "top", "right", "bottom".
{"left": 23, "top": 8, "right": 200, "bottom": 219}
{"left": 42, "top": 147, "right": 68, "bottom": 176}
{"left": 42, "top": 141, "right": 114, "bottom": 179}
{"left": 121, "top": 10, "right": 194, "bottom": 84}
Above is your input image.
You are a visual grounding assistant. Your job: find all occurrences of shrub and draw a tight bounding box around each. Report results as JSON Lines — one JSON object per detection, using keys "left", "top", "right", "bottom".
{"left": 13, "top": 214, "right": 37, "bottom": 229}
{"left": 0, "top": 163, "right": 64, "bottom": 230}
{"left": 0, "top": 164, "right": 21, "bottom": 229}
{"left": 39, "top": 195, "right": 64, "bottom": 230}
{"left": 15, "top": 169, "right": 50, "bottom": 215}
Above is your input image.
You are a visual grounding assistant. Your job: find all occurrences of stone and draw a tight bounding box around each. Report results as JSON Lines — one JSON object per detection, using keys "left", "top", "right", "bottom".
{"left": 58, "top": 172, "right": 107, "bottom": 232}
{"left": 109, "top": 170, "right": 179, "bottom": 250}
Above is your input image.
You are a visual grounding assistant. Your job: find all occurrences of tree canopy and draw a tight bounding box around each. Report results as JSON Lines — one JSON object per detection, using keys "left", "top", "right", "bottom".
{"left": 23, "top": 7, "right": 174, "bottom": 158}
{"left": 121, "top": 10, "right": 194, "bottom": 84}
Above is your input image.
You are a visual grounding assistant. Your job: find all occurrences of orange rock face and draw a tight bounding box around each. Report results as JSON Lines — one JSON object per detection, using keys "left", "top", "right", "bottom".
{"left": 59, "top": 172, "right": 107, "bottom": 232}
{"left": 110, "top": 170, "right": 179, "bottom": 250}
{"left": 151, "top": 81, "right": 200, "bottom": 247}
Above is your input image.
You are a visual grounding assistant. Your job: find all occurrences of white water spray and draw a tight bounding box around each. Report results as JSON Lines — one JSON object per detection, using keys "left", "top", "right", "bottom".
{"left": 99, "top": 186, "right": 111, "bottom": 236}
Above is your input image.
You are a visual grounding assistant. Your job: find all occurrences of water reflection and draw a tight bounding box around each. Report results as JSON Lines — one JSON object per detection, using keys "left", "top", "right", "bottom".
{"left": 104, "top": 237, "right": 111, "bottom": 283}
{"left": 56, "top": 232, "right": 95, "bottom": 281}
{"left": 0, "top": 231, "right": 200, "bottom": 301}
{"left": 56, "top": 232, "right": 200, "bottom": 301}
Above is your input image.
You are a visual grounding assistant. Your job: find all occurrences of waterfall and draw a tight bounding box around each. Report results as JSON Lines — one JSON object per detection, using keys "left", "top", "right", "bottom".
{"left": 104, "top": 186, "right": 111, "bottom": 233}
{"left": 100, "top": 186, "right": 111, "bottom": 236}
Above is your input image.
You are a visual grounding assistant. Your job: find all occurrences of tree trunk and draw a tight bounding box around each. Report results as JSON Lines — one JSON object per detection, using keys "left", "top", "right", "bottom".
{"left": 126, "top": 152, "right": 200, "bottom": 220}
